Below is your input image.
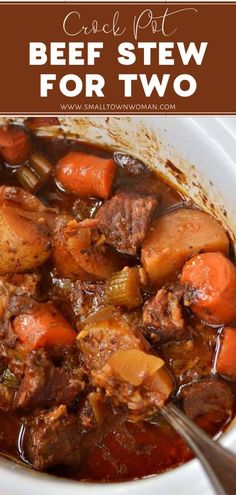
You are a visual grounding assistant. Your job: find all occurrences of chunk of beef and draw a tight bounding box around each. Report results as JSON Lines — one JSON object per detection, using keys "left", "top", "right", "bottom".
{"left": 13, "top": 349, "right": 84, "bottom": 410}
{"left": 161, "top": 327, "right": 217, "bottom": 387}
{"left": 25, "top": 405, "right": 81, "bottom": 471}
{"left": 78, "top": 307, "right": 173, "bottom": 419}
{"left": 70, "top": 281, "right": 105, "bottom": 324}
{"left": 50, "top": 276, "right": 105, "bottom": 326}
{"left": 142, "top": 285, "right": 186, "bottom": 341}
{"left": 59, "top": 343, "right": 84, "bottom": 371}
{"left": 96, "top": 190, "right": 157, "bottom": 255}
{"left": 0, "top": 125, "right": 30, "bottom": 165}
{"left": 181, "top": 378, "right": 233, "bottom": 422}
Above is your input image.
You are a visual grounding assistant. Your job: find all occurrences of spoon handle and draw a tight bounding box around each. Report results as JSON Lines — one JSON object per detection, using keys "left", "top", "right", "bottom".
{"left": 161, "top": 403, "right": 236, "bottom": 495}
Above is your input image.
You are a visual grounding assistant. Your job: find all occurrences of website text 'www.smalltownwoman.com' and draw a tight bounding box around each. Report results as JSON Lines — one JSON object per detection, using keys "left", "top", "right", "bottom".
{"left": 60, "top": 103, "right": 176, "bottom": 112}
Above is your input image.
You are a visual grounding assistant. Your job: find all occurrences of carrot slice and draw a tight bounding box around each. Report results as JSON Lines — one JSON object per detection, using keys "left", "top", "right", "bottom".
{"left": 13, "top": 302, "right": 76, "bottom": 351}
{"left": 55, "top": 152, "right": 117, "bottom": 199}
{"left": 180, "top": 252, "right": 236, "bottom": 325}
{"left": 216, "top": 327, "right": 236, "bottom": 380}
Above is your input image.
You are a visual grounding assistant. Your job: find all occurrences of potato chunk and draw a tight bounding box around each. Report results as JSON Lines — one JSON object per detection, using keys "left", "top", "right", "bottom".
{"left": 141, "top": 208, "right": 229, "bottom": 287}
{"left": 0, "top": 186, "right": 51, "bottom": 273}
{"left": 107, "top": 349, "right": 164, "bottom": 386}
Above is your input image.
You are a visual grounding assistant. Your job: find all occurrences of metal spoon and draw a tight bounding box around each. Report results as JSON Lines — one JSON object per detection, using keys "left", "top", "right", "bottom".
{"left": 161, "top": 403, "right": 236, "bottom": 495}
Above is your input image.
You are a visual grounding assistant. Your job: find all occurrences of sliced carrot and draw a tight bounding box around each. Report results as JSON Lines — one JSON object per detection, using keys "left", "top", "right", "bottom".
{"left": 55, "top": 152, "right": 117, "bottom": 199}
{"left": 216, "top": 327, "right": 236, "bottom": 380}
{"left": 180, "top": 252, "right": 236, "bottom": 325}
{"left": 13, "top": 302, "right": 76, "bottom": 351}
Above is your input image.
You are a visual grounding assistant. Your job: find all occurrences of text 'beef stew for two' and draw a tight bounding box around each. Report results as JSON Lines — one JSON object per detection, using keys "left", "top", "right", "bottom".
{"left": 0, "top": 118, "right": 235, "bottom": 482}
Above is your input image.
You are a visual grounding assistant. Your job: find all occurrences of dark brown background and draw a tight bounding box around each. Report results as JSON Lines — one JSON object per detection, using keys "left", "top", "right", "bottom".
{"left": 0, "top": 2, "right": 235, "bottom": 115}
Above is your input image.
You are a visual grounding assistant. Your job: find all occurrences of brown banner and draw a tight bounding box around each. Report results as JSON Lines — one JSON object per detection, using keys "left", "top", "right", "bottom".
{"left": 0, "top": 2, "right": 235, "bottom": 115}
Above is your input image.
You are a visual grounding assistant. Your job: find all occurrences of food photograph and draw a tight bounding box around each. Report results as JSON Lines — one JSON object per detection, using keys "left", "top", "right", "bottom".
{"left": 0, "top": 116, "right": 235, "bottom": 495}
{"left": 0, "top": 0, "right": 236, "bottom": 492}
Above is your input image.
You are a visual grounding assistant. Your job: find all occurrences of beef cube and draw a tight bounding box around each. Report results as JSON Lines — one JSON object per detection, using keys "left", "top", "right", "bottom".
{"left": 59, "top": 343, "right": 84, "bottom": 371}
{"left": 143, "top": 285, "right": 186, "bottom": 341}
{"left": 181, "top": 378, "right": 233, "bottom": 421}
{"left": 70, "top": 281, "right": 105, "bottom": 323}
{"left": 0, "top": 125, "right": 30, "bottom": 165}
{"left": 51, "top": 277, "right": 105, "bottom": 326}
{"left": 13, "top": 349, "right": 84, "bottom": 410}
{"left": 96, "top": 190, "right": 157, "bottom": 255}
{"left": 25, "top": 405, "right": 80, "bottom": 470}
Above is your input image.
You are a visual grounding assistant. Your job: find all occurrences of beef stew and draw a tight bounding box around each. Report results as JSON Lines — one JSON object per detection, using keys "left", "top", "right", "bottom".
{"left": 0, "top": 120, "right": 235, "bottom": 482}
